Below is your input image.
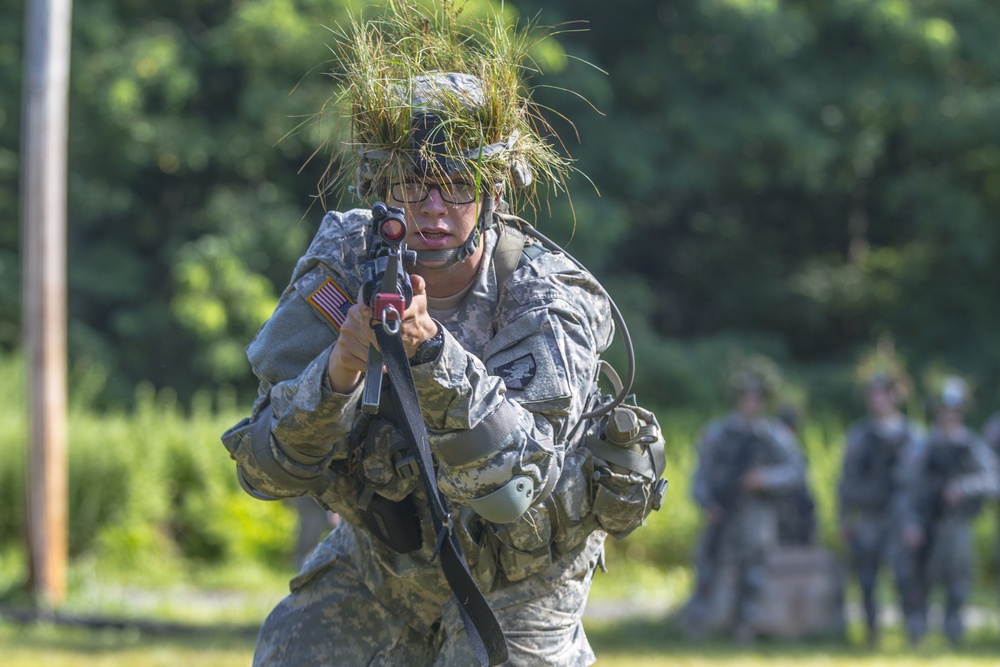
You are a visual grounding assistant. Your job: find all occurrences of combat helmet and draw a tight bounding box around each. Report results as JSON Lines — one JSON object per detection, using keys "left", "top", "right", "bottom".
{"left": 727, "top": 355, "right": 782, "bottom": 401}
{"left": 325, "top": 1, "right": 574, "bottom": 267}
{"left": 855, "top": 335, "right": 911, "bottom": 403}
{"left": 932, "top": 374, "right": 971, "bottom": 412}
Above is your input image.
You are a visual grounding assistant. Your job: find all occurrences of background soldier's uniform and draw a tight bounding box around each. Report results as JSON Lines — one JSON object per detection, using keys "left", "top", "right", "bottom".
{"left": 222, "top": 210, "right": 650, "bottom": 665}
{"left": 895, "top": 425, "right": 1000, "bottom": 645}
{"left": 838, "top": 415, "right": 920, "bottom": 643}
{"left": 684, "top": 414, "right": 805, "bottom": 638}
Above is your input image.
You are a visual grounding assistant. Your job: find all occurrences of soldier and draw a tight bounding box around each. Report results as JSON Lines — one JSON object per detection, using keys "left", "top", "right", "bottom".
{"left": 982, "top": 410, "right": 1000, "bottom": 613}
{"left": 837, "top": 371, "right": 921, "bottom": 646}
{"left": 983, "top": 410, "right": 1000, "bottom": 458}
{"left": 220, "top": 4, "right": 665, "bottom": 666}
{"left": 896, "top": 376, "right": 1000, "bottom": 646}
{"left": 682, "top": 359, "right": 806, "bottom": 642}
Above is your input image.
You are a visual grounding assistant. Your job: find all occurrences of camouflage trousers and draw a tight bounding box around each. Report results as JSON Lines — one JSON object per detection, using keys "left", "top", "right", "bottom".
{"left": 894, "top": 517, "right": 975, "bottom": 645}
{"left": 681, "top": 512, "right": 776, "bottom": 638}
{"left": 843, "top": 512, "right": 895, "bottom": 638}
{"left": 253, "top": 525, "right": 601, "bottom": 666}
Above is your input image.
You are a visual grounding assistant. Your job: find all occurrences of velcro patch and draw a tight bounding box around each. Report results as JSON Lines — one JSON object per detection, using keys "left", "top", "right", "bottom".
{"left": 307, "top": 277, "right": 353, "bottom": 330}
{"left": 495, "top": 353, "right": 537, "bottom": 390}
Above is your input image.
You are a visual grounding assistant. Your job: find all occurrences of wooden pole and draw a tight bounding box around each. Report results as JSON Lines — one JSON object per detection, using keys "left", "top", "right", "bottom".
{"left": 21, "top": 0, "right": 73, "bottom": 606}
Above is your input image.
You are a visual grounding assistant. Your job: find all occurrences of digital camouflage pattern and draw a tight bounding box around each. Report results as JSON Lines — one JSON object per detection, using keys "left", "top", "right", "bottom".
{"left": 222, "top": 208, "right": 629, "bottom": 665}
{"left": 837, "top": 414, "right": 922, "bottom": 642}
{"left": 680, "top": 414, "right": 805, "bottom": 638}
{"left": 894, "top": 425, "right": 1000, "bottom": 645}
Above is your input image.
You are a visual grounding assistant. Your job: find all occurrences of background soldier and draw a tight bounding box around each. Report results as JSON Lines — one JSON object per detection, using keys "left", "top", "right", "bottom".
{"left": 837, "top": 370, "right": 920, "bottom": 646}
{"left": 982, "top": 410, "right": 1000, "bottom": 614}
{"left": 983, "top": 409, "right": 1000, "bottom": 462}
{"left": 681, "top": 358, "right": 806, "bottom": 642}
{"left": 896, "top": 376, "right": 1000, "bottom": 646}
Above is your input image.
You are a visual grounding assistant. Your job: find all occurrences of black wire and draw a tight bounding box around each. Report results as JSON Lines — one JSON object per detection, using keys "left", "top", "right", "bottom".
{"left": 500, "top": 215, "right": 636, "bottom": 419}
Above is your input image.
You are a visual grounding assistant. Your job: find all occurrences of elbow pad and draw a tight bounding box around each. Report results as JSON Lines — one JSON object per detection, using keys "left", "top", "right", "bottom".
{"left": 222, "top": 403, "right": 331, "bottom": 499}
{"left": 467, "top": 475, "right": 536, "bottom": 524}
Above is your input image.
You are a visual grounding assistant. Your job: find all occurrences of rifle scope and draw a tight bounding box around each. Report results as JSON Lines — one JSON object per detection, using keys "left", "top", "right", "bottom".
{"left": 372, "top": 202, "right": 407, "bottom": 244}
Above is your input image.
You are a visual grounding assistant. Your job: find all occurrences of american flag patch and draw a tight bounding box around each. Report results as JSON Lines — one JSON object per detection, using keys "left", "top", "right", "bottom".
{"left": 307, "top": 278, "right": 353, "bottom": 330}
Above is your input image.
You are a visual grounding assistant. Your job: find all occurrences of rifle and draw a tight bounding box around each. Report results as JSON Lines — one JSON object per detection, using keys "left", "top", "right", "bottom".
{"left": 355, "top": 202, "right": 508, "bottom": 665}
{"left": 914, "top": 442, "right": 979, "bottom": 525}
{"left": 850, "top": 426, "right": 903, "bottom": 510}
{"left": 360, "top": 202, "right": 417, "bottom": 414}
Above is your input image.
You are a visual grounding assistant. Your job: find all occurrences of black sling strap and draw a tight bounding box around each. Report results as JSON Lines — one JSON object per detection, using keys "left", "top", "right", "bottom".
{"left": 374, "top": 326, "right": 509, "bottom": 667}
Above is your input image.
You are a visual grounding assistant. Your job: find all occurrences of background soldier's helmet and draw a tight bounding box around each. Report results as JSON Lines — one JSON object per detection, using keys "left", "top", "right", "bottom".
{"left": 864, "top": 371, "right": 908, "bottom": 403}
{"left": 855, "top": 335, "right": 910, "bottom": 403}
{"left": 727, "top": 355, "right": 781, "bottom": 400}
{"left": 936, "top": 375, "right": 970, "bottom": 411}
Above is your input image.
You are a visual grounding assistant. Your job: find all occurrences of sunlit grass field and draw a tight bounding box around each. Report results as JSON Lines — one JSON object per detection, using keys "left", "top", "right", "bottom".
{"left": 3, "top": 349, "right": 1000, "bottom": 665}
{"left": 4, "top": 617, "right": 1000, "bottom": 667}
{"left": 3, "top": 561, "right": 1000, "bottom": 667}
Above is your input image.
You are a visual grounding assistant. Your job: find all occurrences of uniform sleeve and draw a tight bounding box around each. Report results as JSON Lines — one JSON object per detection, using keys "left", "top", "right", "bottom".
{"left": 221, "top": 211, "right": 368, "bottom": 498}
{"left": 754, "top": 422, "right": 806, "bottom": 494}
{"left": 410, "top": 256, "right": 613, "bottom": 512}
{"left": 951, "top": 437, "right": 1000, "bottom": 501}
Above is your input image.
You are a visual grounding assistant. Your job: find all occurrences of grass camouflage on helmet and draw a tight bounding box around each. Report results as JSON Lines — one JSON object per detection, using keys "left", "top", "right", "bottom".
{"left": 321, "top": 0, "right": 576, "bottom": 213}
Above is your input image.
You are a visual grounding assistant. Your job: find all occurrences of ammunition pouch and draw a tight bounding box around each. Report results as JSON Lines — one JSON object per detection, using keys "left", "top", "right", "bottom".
{"left": 349, "top": 409, "right": 424, "bottom": 553}
{"left": 583, "top": 402, "right": 667, "bottom": 538}
{"left": 337, "top": 382, "right": 666, "bottom": 580}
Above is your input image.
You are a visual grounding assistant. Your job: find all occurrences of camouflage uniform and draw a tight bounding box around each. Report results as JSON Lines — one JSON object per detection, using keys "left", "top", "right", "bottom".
{"left": 837, "top": 414, "right": 920, "bottom": 643}
{"left": 895, "top": 425, "right": 1000, "bottom": 645}
{"left": 684, "top": 413, "right": 805, "bottom": 638}
{"left": 983, "top": 411, "right": 1000, "bottom": 610}
{"left": 223, "top": 209, "right": 624, "bottom": 666}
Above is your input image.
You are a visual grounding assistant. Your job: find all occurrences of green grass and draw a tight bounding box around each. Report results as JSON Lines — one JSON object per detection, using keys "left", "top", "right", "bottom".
{"left": 0, "top": 623, "right": 255, "bottom": 667}
{"left": 4, "top": 616, "right": 1000, "bottom": 667}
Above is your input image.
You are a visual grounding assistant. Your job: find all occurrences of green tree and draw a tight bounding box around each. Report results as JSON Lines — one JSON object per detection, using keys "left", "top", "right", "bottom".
{"left": 515, "top": 0, "right": 1000, "bottom": 415}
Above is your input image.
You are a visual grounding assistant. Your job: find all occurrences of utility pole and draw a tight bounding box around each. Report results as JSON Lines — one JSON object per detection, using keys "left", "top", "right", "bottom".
{"left": 21, "top": 0, "right": 73, "bottom": 606}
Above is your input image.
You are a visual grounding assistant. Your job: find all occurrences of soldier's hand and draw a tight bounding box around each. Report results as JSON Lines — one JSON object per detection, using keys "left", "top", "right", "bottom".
{"left": 740, "top": 469, "right": 764, "bottom": 492}
{"left": 942, "top": 482, "right": 962, "bottom": 507}
{"left": 903, "top": 524, "right": 924, "bottom": 549}
{"left": 398, "top": 274, "right": 438, "bottom": 359}
{"left": 328, "top": 299, "right": 379, "bottom": 393}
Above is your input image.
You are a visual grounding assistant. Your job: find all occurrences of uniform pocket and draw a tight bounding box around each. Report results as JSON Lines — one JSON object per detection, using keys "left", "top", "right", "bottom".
{"left": 492, "top": 506, "right": 554, "bottom": 582}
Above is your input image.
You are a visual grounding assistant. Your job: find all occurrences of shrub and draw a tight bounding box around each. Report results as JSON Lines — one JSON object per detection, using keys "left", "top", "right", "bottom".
{"left": 0, "top": 351, "right": 295, "bottom": 580}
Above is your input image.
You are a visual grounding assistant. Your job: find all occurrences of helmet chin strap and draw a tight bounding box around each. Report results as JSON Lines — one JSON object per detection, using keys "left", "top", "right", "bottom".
{"left": 413, "top": 195, "right": 495, "bottom": 271}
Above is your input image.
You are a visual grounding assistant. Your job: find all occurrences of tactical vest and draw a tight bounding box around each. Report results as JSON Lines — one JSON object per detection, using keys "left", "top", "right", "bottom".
{"left": 337, "top": 227, "right": 667, "bottom": 584}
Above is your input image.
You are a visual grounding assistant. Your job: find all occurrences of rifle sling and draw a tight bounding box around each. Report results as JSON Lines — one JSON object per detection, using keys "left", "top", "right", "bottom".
{"left": 374, "top": 326, "right": 508, "bottom": 667}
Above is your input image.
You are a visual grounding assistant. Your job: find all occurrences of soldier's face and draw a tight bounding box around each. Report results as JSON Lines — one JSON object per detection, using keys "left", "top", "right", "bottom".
{"left": 936, "top": 405, "right": 964, "bottom": 430}
{"left": 391, "top": 179, "right": 482, "bottom": 257}
{"left": 866, "top": 386, "right": 896, "bottom": 418}
{"left": 736, "top": 390, "right": 765, "bottom": 419}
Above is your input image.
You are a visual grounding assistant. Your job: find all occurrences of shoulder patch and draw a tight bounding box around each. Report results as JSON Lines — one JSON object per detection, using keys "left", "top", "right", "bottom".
{"left": 496, "top": 353, "right": 537, "bottom": 390}
{"left": 307, "top": 277, "right": 354, "bottom": 331}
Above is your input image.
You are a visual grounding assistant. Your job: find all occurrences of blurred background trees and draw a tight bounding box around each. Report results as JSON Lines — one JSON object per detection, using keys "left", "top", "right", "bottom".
{"left": 5, "top": 0, "right": 1000, "bottom": 420}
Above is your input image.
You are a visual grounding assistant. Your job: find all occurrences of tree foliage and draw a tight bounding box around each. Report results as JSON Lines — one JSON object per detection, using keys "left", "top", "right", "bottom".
{"left": 5, "top": 0, "right": 1000, "bottom": 418}
{"left": 516, "top": 0, "right": 1000, "bottom": 417}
